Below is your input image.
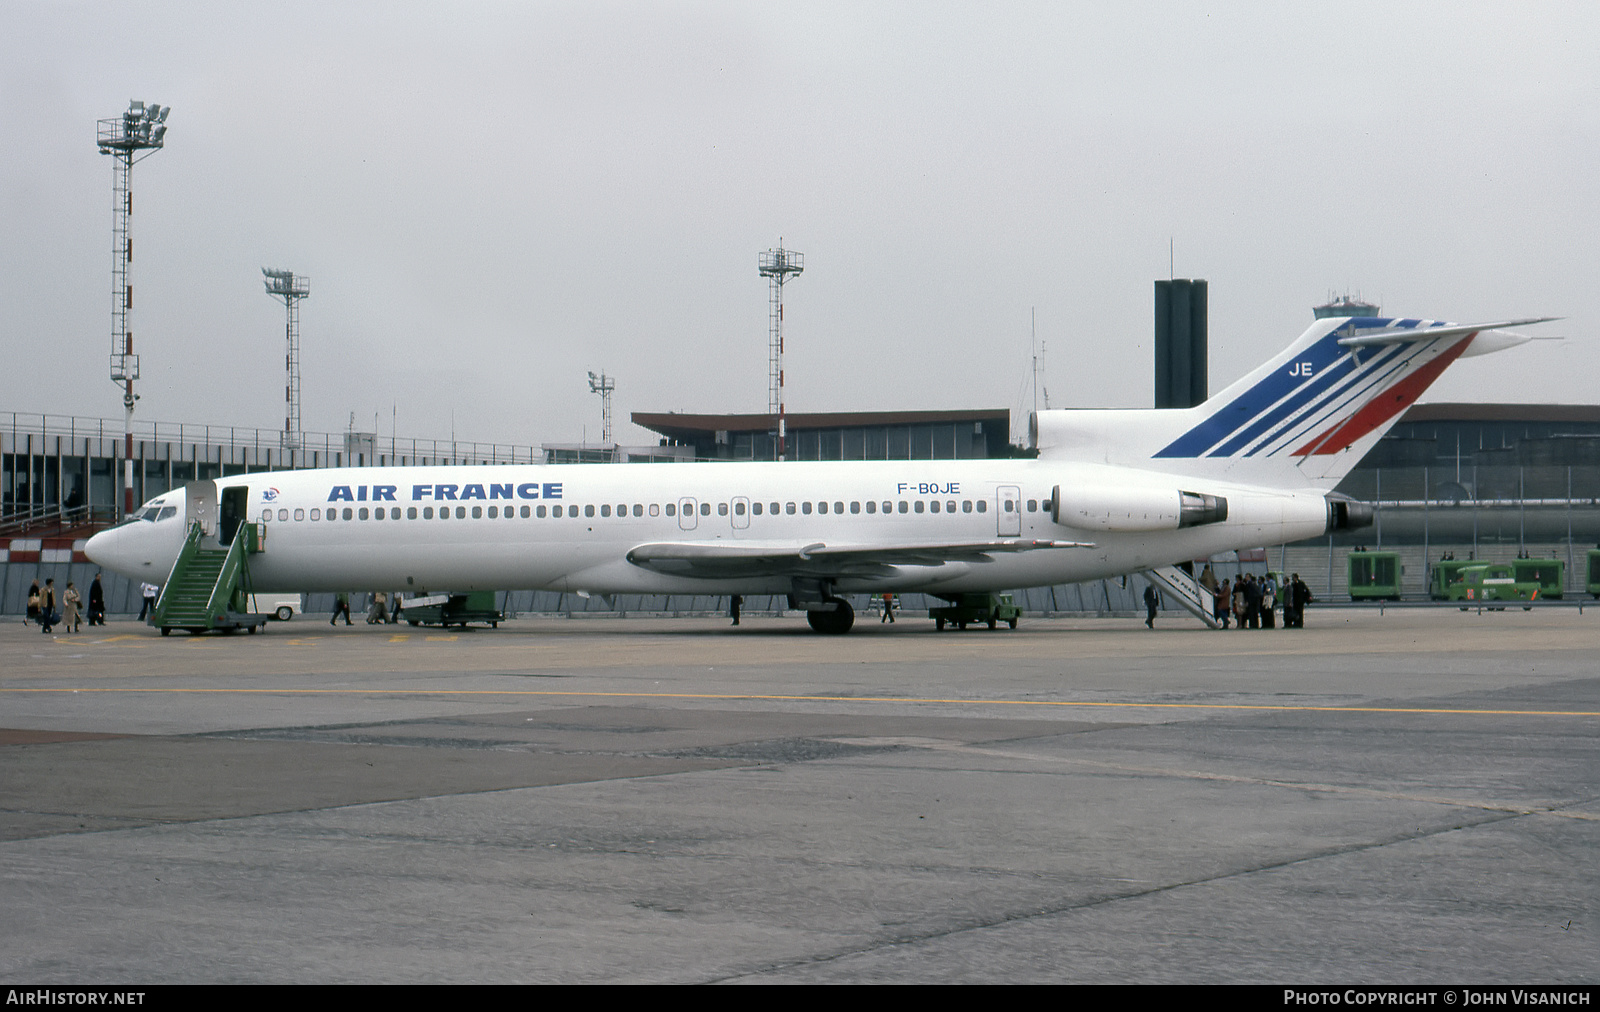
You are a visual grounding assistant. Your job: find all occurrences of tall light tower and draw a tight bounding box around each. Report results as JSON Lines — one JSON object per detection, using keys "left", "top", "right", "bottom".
{"left": 263, "top": 269, "right": 311, "bottom": 451}
{"left": 587, "top": 370, "right": 615, "bottom": 448}
{"left": 758, "top": 241, "right": 803, "bottom": 460}
{"left": 97, "top": 100, "right": 170, "bottom": 517}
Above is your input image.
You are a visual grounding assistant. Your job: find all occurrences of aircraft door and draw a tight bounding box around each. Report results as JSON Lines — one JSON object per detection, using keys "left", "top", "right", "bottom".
{"left": 731, "top": 496, "right": 750, "bottom": 530}
{"left": 997, "top": 485, "right": 1022, "bottom": 537}
{"left": 218, "top": 485, "right": 248, "bottom": 546}
{"left": 678, "top": 497, "right": 698, "bottom": 531}
{"left": 184, "top": 480, "right": 218, "bottom": 539}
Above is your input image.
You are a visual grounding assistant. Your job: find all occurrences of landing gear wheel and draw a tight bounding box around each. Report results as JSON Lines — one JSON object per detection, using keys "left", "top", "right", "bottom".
{"left": 806, "top": 597, "right": 855, "bottom": 635}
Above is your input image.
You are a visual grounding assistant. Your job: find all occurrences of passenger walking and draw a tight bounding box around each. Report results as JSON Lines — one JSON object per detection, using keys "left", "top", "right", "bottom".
{"left": 136, "top": 581, "right": 159, "bottom": 622}
{"left": 63, "top": 583, "right": 82, "bottom": 633}
{"left": 88, "top": 573, "right": 106, "bottom": 626}
{"left": 1214, "top": 578, "right": 1230, "bottom": 629}
{"left": 1261, "top": 573, "right": 1278, "bottom": 629}
{"left": 39, "top": 579, "right": 58, "bottom": 634}
{"left": 330, "top": 592, "right": 352, "bottom": 626}
{"left": 367, "top": 591, "right": 388, "bottom": 625}
{"left": 729, "top": 594, "right": 742, "bottom": 626}
{"left": 1144, "top": 583, "right": 1160, "bottom": 628}
{"left": 26, "top": 580, "right": 41, "bottom": 626}
{"left": 880, "top": 592, "right": 895, "bottom": 623}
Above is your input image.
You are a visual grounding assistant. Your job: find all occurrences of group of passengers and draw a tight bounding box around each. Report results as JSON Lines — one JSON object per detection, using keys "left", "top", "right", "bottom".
{"left": 1198, "top": 565, "right": 1313, "bottom": 630}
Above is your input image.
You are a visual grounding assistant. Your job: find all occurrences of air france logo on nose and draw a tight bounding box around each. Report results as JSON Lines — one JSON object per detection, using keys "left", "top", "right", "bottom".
{"left": 1288, "top": 361, "right": 1315, "bottom": 377}
{"left": 262, "top": 487, "right": 280, "bottom": 502}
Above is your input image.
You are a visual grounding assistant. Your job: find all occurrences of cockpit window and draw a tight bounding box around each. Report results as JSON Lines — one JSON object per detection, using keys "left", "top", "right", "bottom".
{"left": 157, "top": 507, "right": 178, "bottom": 521}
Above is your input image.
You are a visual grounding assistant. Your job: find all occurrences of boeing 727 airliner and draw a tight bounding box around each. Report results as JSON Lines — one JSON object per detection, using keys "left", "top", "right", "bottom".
{"left": 86, "top": 314, "right": 1553, "bottom": 633}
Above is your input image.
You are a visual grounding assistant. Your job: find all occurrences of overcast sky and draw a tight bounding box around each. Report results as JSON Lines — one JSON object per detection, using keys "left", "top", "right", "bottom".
{"left": 2, "top": 2, "right": 1594, "bottom": 449}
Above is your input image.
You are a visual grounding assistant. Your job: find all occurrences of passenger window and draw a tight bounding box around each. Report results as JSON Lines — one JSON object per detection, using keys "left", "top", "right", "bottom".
{"left": 423, "top": 507, "right": 434, "bottom": 519}
{"left": 1027, "top": 499, "right": 1037, "bottom": 512}
{"left": 585, "top": 505, "right": 595, "bottom": 518}
{"left": 816, "top": 502, "right": 826, "bottom": 514}
{"left": 1004, "top": 500, "right": 1015, "bottom": 512}
{"left": 456, "top": 506, "right": 466, "bottom": 519}
{"left": 770, "top": 502, "right": 780, "bottom": 515}
{"left": 666, "top": 503, "right": 676, "bottom": 517}
{"left": 914, "top": 501, "right": 925, "bottom": 514}
{"left": 734, "top": 502, "right": 745, "bottom": 516}
{"left": 408, "top": 507, "right": 418, "bottom": 519}
{"left": 700, "top": 502, "right": 711, "bottom": 516}
{"left": 520, "top": 505, "right": 530, "bottom": 518}
{"left": 601, "top": 504, "right": 611, "bottom": 518}
{"left": 977, "top": 500, "right": 987, "bottom": 513}
{"left": 834, "top": 502, "right": 843, "bottom": 514}
{"left": 375, "top": 508, "right": 385, "bottom": 520}
{"left": 294, "top": 508, "right": 305, "bottom": 521}
{"left": 261, "top": 508, "right": 272, "bottom": 522}
{"left": 649, "top": 504, "right": 660, "bottom": 517}
{"left": 536, "top": 505, "right": 547, "bottom": 518}
{"left": 487, "top": 506, "right": 498, "bottom": 519}
{"left": 468, "top": 506, "right": 480, "bottom": 519}
{"left": 752, "top": 502, "right": 763, "bottom": 516}
{"left": 786, "top": 502, "right": 796, "bottom": 515}
{"left": 898, "top": 501, "right": 908, "bottom": 514}
{"left": 930, "top": 501, "right": 940, "bottom": 513}
{"left": 718, "top": 502, "right": 728, "bottom": 516}
{"left": 947, "top": 500, "right": 956, "bottom": 513}
{"left": 850, "top": 502, "right": 860, "bottom": 514}
{"left": 962, "top": 500, "right": 972, "bottom": 513}
{"left": 357, "top": 508, "right": 368, "bottom": 521}
{"left": 802, "top": 502, "right": 813, "bottom": 515}
{"left": 633, "top": 504, "right": 643, "bottom": 517}
{"left": 344, "top": 508, "right": 355, "bottom": 520}
{"left": 866, "top": 501, "right": 876, "bottom": 514}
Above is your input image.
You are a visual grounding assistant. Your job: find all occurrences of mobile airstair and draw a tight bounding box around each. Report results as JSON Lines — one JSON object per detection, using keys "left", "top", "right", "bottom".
{"left": 1143, "top": 565, "right": 1224, "bottom": 629}
{"left": 151, "top": 518, "right": 268, "bottom": 635}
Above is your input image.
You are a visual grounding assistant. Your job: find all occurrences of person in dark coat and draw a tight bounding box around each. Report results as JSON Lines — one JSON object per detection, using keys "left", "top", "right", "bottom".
{"left": 39, "top": 579, "right": 58, "bottom": 634}
{"left": 88, "top": 573, "right": 106, "bottom": 626}
{"left": 1144, "top": 583, "right": 1160, "bottom": 628}
{"left": 26, "top": 580, "right": 41, "bottom": 626}
{"left": 1214, "top": 578, "right": 1230, "bottom": 629}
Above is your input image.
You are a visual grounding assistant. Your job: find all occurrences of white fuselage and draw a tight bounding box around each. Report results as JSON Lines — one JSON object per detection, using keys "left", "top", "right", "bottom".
{"left": 87, "top": 458, "right": 1332, "bottom": 598}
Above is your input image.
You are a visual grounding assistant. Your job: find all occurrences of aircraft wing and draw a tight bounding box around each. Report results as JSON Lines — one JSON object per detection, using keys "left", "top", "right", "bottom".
{"left": 625, "top": 538, "right": 1093, "bottom": 579}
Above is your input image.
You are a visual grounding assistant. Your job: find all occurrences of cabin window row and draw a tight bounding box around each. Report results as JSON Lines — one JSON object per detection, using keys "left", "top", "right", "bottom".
{"left": 258, "top": 497, "right": 1035, "bottom": 523}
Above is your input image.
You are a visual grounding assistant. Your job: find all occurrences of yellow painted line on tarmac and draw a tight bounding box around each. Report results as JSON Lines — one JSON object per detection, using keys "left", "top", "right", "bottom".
{"left": 0, "top": 685, "right": 1596, "bottom": 717}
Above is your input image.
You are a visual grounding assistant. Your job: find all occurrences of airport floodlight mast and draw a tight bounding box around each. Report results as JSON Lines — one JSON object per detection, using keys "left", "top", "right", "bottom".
{"left": 263, "top": 269, "right": 311, "bottom": 451}
{"left": 587, "top": 370, "right": 616, "bottom": 447}
{"left": 758, "top": 242, "right": 803, "bottom": 460}
{"left": 97, "top": 99, "right": 170, "bottom": 517}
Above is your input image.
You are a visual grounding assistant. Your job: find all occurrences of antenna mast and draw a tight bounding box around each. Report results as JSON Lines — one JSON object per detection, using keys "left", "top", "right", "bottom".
{"left": 97, "top": 99, "right": 170, "bottom": 517}
{"left": 263, "top": 268, "right": 310, "bottom": 452}
{"left": 759, "top": 241, "right": 804, "bottom": 460}
{"left": 588, "top": 370, "right": 615, "bottom": 446}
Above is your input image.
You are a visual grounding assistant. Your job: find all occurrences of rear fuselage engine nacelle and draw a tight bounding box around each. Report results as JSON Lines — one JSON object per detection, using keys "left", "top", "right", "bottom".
{"left": 1051, "top": 484, "right": 1228, "bottom": 532}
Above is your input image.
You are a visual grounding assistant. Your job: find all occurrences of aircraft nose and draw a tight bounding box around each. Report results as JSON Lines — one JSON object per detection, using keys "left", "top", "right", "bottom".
{"left": 85, "top": 526, "right": 138, "bottom": 578}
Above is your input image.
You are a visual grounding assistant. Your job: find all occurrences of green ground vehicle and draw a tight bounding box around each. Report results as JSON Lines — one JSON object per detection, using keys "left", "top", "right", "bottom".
{"left": 402, "top": 591, "right": 503, "bottom": 628}
{"left": 1587, "top": 550, "right": 1600, "bottom": 599}
{"left": 1509, "top": 558, "right": 1564, "bottom": 600}
{"left": 1442, "top": 564, "right": 1542, "bottom": 606}
{"left": 1428, "top": 558, "right": 1481, "bottom": 600}
{"left": 929, "top": 592, "right": 1020, "bottom": 631}
{"left": 1347, "top": 550, "right": 1402, "bottom": 601}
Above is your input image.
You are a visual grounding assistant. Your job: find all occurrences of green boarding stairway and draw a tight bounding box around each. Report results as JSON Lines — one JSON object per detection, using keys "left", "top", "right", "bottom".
{"left": 150, "top": 520, "right": 266, "bottom": 635}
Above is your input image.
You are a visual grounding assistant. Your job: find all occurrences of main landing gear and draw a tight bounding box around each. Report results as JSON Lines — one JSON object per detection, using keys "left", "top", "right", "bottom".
{"left": 805, "top": 596, "right": 855, "bottom": 635}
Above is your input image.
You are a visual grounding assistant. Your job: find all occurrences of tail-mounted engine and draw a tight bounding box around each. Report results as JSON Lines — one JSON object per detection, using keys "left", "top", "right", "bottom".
{"left": 1052, "top": 484, "right": 1228, "bottom": 532}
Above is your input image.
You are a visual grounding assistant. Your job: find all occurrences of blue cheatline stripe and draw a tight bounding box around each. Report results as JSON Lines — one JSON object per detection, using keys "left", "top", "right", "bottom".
{"left": 1154, "top": 319, "right": 1393, "bottom": 459}
{"left": 1209, "top": 340, "right": 1409, "bottom": 458}
{"left": 1262, "top": 337, "right": 1447, "bottom": 458}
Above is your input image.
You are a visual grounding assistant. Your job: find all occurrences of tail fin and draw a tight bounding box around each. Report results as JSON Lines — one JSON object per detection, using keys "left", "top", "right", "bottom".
{"left": 1032, "top": 315, "right": 1552, "bottom": 490}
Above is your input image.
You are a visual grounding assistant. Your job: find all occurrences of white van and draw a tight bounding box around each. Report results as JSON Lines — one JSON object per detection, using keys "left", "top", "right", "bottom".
{"left": 247, "top": 594, "right": 303, "bottom": 621}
